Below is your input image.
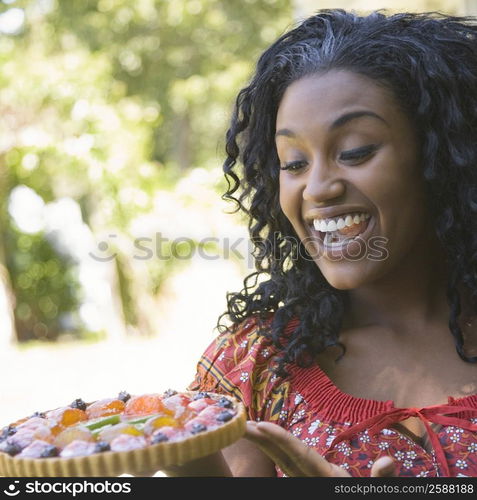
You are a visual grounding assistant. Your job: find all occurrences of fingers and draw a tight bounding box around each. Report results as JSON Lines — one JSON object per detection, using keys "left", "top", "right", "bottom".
{"left": 245, "top": 421, "right": 350, "bottom": 477}
{"left": 370, "top": 456, "right": 397, "bottom": 477}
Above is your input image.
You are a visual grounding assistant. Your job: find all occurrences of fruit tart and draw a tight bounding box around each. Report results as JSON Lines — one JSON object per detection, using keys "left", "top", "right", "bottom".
{"left": 0, "top": 390, "right": 246, "bottom": 477}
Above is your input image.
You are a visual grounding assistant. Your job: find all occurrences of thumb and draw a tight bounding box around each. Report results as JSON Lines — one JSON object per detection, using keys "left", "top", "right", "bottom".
{"left": 370, "top": 456, "right": 396, "bottom": 477}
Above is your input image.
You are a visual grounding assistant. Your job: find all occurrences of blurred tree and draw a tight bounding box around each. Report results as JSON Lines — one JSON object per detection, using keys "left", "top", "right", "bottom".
{"left": 51, "top": 0, "right": 292, "bottom": 170}
{"left": 0, "top": 0, "right": 293, "bottom": 342}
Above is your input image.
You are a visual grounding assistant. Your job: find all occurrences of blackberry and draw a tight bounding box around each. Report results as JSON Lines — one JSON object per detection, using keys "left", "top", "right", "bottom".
{"left": 40, "top": 445, "right": 59, "bottom": 458}
{"left": 70, "top": 399, "right": 87, "bottom": 411}
{"left": 191, "top": 423, "right": 207, "bottom": 434}
{"left": 151, "top": 432, "right": 169, "bottom": 444}
{"left": 216, "top": 411, "right": 234, "bottom": 423}
{"left": 118, "top": 391, "right": 131, "bottom": 403}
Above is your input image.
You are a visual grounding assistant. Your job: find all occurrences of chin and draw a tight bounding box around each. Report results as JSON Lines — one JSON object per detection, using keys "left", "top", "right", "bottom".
{"left": 315, "top": 260, "right": 375, "bottom": 290}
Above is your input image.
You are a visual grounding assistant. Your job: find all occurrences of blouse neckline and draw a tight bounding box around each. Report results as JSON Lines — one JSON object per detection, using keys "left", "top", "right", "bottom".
{"left": 289, "top": 362, "right": 477, "bottom": 422}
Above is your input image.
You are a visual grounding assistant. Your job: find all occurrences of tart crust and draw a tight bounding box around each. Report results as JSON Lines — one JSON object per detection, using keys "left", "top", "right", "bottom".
{"left": 0, "top": 392, "right": 246, "bottom": 477}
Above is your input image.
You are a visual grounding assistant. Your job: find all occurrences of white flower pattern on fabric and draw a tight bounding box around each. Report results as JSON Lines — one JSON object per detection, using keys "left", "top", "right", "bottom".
{"left": 326, "top": 434, "right": 337, "bottom": 448}
{"left": 406, "top": 451, "right": 417, "bottom": 460}
{"left": 239, "top": 372, "right": 249, "bottom": 383}
{"left": 456, "top": 459, "right": 468, "bottom": 470}
{"left": 337, "top": 443, "right": 352, "bottom": 456}
{"left": 261, "top": 348, "right": 271, "bottom": 358}
{"left": 367, "top": 460, "right": 374, "bottom": 469}
{"left": 359, "top": 430, "right": 371, "bottom": 443}
{"left": 381, "top": 428, "right": 396, "bottom": 436}
{"left": 467, "top": 443, "right": 477, "bottom": 453}
{"left": 394, "top": 451, "right": 405, "bottom": 461}
{"left": 239, "top": 340, "right": 248, "bottom": 348}
{"left": 308, "top": 420, "right": 322, "bottom": 434}
{"left": 218, "top": 351, "right": 225, "bottom": 361}
{"left": 450, "top": 433, "right": 461, "bottom": 443}
{"left": 403, "top": 459, "right": 414, "bottom": 470}
{"left": 294, "top": 394, "right": 304, "bottom": 405}
{"left": 292, "top": 426, "right": 302, "bottom": 438}
{"left": 378, "top": 441, "right": 390, "bottom": 450}
{"left": 416, "top": 471, "right": 429, "bottom": 477}
{"left": 291, "top": 409, "right": 306, "bottom": 425}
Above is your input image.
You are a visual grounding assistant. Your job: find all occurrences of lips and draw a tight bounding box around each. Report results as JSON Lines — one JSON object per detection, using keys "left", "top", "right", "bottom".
{"left": 307, "top": 215, "right": 376, "bottom": 260}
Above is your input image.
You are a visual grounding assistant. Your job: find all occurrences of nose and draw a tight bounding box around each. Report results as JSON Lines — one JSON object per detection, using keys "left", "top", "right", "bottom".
{"left": 302, "top": 159, "right": 345, "bottom": 203}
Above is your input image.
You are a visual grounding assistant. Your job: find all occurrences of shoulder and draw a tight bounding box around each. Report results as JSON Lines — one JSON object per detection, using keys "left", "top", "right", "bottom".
{"left": 188, "top": 313, "right": 298, "bottom": 420}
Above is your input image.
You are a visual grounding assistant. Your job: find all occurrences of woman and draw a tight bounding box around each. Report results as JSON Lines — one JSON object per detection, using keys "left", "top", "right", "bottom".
{"left": 172, "top": 10, "right": 477, "bottom": 477}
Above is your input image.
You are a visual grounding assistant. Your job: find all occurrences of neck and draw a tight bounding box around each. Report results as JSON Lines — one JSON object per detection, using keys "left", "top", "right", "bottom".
{"left": 345, "top": 238, "right": 451, "bottom": 336}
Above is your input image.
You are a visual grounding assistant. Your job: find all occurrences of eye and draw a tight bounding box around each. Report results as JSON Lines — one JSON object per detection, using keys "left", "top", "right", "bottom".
{"left": 279, "top": 160, "right": 308, "bottom": 172}
{"left": 338, "top": 144, "right": 380, "bottom": 165}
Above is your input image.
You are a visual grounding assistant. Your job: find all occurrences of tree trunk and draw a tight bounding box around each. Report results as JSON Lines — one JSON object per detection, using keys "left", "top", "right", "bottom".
{"left": 0, "top": 160, "right": 18, "bottom": 345}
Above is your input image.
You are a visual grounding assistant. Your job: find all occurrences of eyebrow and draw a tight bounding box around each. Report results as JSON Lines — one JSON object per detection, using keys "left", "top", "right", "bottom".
{"left": 275, "top": 110, "right": 389, "bottom": 138}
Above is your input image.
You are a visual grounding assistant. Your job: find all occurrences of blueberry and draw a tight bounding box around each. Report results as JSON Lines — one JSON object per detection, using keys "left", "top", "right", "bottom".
{"left": 216, "top": 411, "right": 234, "bottom": 422}
{"left": 94, "top": 441, "right": 110, "bottom": 453}
{"left": 31, "top": 411, "right": 46, "bottom": 418}
{"left": 217, "top": 397, "right": 233, "bottom": 409}
{"left": 151, "top": 432, "right": 169, "bottom": 444}
{"left": 1, "top": 426, "right": 17, "bottom": 441}
{"left": 192, "top": 392, "right": 209, "bottom": 401}
{"left": 163, "top": 389, "right": 177, "bottom": 398}
{"left": 191, "top": 423, "right": 207, "bottom": 434}
{"left": 2, "top": 441, "right": 21, "bottom": 456}
{"left": 40, "top": 445, "right": 59, "bottom": 458}
{"left": 70, "top": 399, "right": 87, "bottom": 411}
{"left": 118, "top": 391, "right": 131, "bottom": 403}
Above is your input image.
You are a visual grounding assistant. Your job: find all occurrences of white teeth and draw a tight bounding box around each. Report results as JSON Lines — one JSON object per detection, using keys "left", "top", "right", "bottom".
{"left": 336, "top": 218, "right": 346, "bottom": 230}
{"left": 312, "top": 212, "right": 370, "bottom": 233}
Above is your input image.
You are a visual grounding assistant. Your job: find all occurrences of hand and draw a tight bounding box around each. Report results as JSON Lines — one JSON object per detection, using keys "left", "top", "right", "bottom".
{"left": 133, "top": 451, "right": 233, "bottom": 477}
{"left": 245, "top": 421, "right": 396, "bottom": 477}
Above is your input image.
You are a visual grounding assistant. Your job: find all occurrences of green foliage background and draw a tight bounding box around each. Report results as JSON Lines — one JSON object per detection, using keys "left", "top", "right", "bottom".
{"left": 0, "top": 0, "right": 293, "bottom": 342}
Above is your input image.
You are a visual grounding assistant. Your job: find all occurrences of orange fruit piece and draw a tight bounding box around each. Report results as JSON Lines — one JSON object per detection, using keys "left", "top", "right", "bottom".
{"left": 124, "top": 394, "right": 172, "bottom": 417}
{"left": 46, "top": 408, "right": 87, "bottom": 434}
{"left": 86, "top": 399, "right": 125, "bottom": 419}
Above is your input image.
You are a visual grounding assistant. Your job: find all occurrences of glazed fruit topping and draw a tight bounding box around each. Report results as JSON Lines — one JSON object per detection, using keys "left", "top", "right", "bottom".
{"left": 0, "top": 391, "right": 239, "bottom": 460}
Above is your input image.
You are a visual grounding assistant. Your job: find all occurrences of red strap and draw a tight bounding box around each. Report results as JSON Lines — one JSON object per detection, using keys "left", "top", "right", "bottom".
{"left": 326, "top": 404, "right": 477, "bottom": 476}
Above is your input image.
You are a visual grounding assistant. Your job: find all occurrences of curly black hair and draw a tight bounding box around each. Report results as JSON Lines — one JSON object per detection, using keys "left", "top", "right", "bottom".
{"left": 217, "top": 9, "right": 477, "bottom": 377}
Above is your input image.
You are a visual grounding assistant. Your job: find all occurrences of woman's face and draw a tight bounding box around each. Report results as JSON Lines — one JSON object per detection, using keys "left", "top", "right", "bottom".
{"left": 276, "top": 70, "right": 433, "bottom": 290}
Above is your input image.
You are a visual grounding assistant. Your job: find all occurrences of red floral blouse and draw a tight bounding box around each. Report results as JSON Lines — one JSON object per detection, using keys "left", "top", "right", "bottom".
{"left": 188, "top": 314, "right": 477, "bottom": 477}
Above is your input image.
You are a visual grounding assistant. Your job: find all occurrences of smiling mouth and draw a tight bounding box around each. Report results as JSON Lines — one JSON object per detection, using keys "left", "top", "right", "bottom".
{"left": 310, "top": 213, "right": 373, "bottom": 248}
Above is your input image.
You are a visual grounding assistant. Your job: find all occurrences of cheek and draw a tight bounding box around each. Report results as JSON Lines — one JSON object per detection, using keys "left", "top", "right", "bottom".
{"left": 278, "top": 174, "right": 302, "bottom": 223}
